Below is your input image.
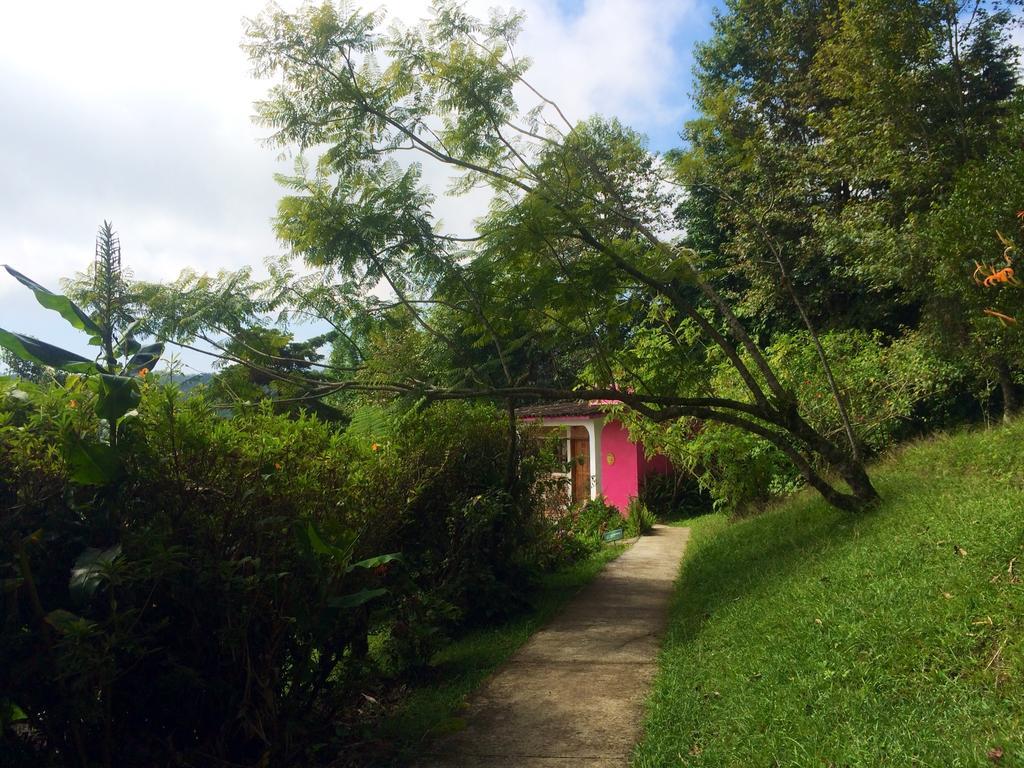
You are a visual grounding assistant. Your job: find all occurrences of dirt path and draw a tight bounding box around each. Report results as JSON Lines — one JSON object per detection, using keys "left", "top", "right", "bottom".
{"left": 418, "top": 524, "right": 690, "bottom": 767}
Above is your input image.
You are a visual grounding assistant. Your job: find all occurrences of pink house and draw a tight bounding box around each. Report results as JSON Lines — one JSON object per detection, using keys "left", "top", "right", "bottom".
{"left": 517, "top": 401, "right": 671, "bottom": 514}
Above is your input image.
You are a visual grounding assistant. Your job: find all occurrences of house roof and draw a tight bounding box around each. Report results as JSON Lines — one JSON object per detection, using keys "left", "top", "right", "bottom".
{"left": 516, "top": 400, "right": 606, "bottom": 419}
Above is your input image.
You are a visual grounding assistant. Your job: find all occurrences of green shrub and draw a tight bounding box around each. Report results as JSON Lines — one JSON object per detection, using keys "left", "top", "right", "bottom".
{"left": 625, "top": 498, "right": 657, "bottom": 537}
{"left": 640, "top": 471, "right": 712, "bottom": 520}
{"left": 620, "top": 329, "right": 956, "bottom": 515}
{"left": 572, "top": 496, "right": 623, "bottom": 538}
{"left": 0, "top": 381, "right": 560, "bottom": 767}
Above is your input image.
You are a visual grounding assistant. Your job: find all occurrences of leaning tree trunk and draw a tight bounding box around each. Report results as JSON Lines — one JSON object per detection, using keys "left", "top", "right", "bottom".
{"left": 774, "top": 405, "right": 881, "bottom": 511}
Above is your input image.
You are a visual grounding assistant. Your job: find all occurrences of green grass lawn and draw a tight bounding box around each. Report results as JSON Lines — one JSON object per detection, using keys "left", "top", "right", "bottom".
{"left": 371, "top": 544, "right": 624, "bottom": 764}
{"left": 633, "top": 421, "right": 1024, "bottom": 767}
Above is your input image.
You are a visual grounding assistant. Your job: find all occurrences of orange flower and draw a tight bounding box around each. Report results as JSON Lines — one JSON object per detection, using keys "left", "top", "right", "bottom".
{"left": 138, "top": 367, "right": 150, "bottom": 378}
{"left": 371, "top": 443, "right": 381, "bottom": 452}
{"left": 274, "top": 462, "right": 282, "bottom": 470}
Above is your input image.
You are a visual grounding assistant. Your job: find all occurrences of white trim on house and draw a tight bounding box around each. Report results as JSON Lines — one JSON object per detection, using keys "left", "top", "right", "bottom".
{"left": 535, "top": 416, "right": 603, "bottom": 501}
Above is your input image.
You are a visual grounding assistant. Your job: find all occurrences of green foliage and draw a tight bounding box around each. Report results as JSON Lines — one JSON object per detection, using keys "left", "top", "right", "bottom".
{"left": 569, "top": 496, "right": 624, "bottom": 549}
{"left": 915, "top": 110, "right": 1024, "bottom": 406}
{"left": 0, "top": 381, "right": 562, "bottom": 767}
{"left": 624, "top": 498, "right": 657, "bottom": 537}
{"left": 634, "top": 420, "right": 1024, "bottom": 766}
{"left": 238, "top": 0, "right": 899, "bottom": 513}
{"left": 763, "top": 329, "right": 959, "bottom": 452}
{"left": 679, "top": 0, "right": 1020, "bottom": 335}
{"left": 0, "top": 346, "right": 47, "bottom": 382}
{"left": 7, "top": 265, "right": 104, "bottom": 337}
{"left": 641, "top": 471, "right": 712, "bottom": 521}
{"left": 621, "top": 328, "right": 955, "bottom": 514}
{"left": 0, "top": 327, "right": 98, "bottom": 374}
{"left": 0, "top": 224, "right": 164, "bottom": 466}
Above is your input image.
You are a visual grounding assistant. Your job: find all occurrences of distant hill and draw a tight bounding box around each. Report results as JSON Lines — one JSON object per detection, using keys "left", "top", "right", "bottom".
{"left": 164, "top": 372, "right": 214, "bottom": 393}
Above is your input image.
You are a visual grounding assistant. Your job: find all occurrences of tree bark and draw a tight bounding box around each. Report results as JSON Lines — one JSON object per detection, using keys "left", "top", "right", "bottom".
{"left": 996, "top": 358, "right": 1019, "bottom": 423}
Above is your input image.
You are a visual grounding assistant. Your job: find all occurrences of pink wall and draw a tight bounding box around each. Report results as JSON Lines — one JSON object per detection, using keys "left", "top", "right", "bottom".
{"left": 521, "top": 414, "right": 672, "bottom": 515}
{"left": 599, "top": 420, "right": 640, "bottom": 514}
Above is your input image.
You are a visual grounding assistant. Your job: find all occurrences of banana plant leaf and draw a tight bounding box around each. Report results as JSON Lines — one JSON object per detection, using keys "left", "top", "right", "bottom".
{"left": 348, "top": 553, "right": 401, "bottom": 571}
{"left": 69, "top": 544, "right": 122, "bottom": 604}
{"left": 91, "top": 373, "right": 141, "bottom": 423}
{"left": 122, "top": 343, "right": 164, "bottom": 376}
{"left": 0, "top": 328, "right": 99, "bottom": 374}
{"left": 2, "top": 265, "right": 103, "bottom": 340}
{"left": 301, "top": 522, "right": 358, "bottom": 564}
{"left": 64, "top": 436, "right": 122, "bottom": 485}
{"left": 114, "top": 319, "right": 144, "bottom": 358}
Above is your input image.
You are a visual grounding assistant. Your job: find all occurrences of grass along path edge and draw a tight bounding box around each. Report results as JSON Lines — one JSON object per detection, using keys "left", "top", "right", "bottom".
{"left": 633, "top": 421, "right": 1024, "bottom": 767}
{"left": 372, "top": 543, "right": 626, "bottom": 764}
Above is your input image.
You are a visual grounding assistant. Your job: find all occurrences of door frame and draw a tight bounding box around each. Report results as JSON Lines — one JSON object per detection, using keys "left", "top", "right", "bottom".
{"left": 545, "top": 418, "right": 603, "bottom": 503}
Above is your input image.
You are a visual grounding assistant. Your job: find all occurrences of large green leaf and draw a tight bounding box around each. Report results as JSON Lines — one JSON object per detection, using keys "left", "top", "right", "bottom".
{"left": 117, "top": 337, "right": 141, "bottom": 357}
{"left": 44, "top": 608, "right": 95, "bottom": 634}
{"left": 91, "top": 373, "right": 141, "bottom": 422}
{"left": 2, "top": 265, "right": 103, "bottom": 340}
{"left": 65, "top": 436, "right": 122, "bottom": 485}
{"left": 0, "top": 700, "right": 28, "bottom": 728}
{"left": 0, "top": 328, "right": 98, "bottom": 374}
{"left": 122, "top": 342, "right": 164, "bottom": 376}
{"left": 348, "top": 552, "right": 401, "bottom": 572}
{"left": 69, "top": 544, "right": 122, "bottom": 605}
{"left": 301, "top": 522, "right": 357, "bottom": 563}
{"left": 114, "top": 319, "right": 144, "bottom": 358}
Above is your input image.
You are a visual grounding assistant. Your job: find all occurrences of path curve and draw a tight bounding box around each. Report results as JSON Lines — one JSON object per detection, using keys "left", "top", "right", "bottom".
{"left": 418, "top": 524, "right": 690, "bottom": 767}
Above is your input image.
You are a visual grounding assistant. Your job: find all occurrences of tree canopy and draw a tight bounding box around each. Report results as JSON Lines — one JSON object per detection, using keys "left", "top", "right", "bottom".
{"left": 130, "top": 0, "right": 1022, "bottom": 512}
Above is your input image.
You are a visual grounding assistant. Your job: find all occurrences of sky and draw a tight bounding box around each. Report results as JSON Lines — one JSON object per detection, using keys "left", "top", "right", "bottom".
{"left": 0, "top": 0, "right": 717, "bottom": 372}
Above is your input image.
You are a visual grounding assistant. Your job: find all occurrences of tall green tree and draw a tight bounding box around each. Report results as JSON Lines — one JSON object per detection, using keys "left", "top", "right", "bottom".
{"left": 678, "top": 0, "right": 1020, "bottom": 333}
{"left": 916, "top": 111, "right": 1024, "bottom": 419}
{"left": 236, "top": 1, "right": 882, "bottom": 510}
{"left": 675, "top": 0, "right": 1021, "bottom": 431}
{"left": 0, "top": 347, "right": 46, "bottom": 382}
{"left": 62, "top": 222, "right": 139, "bottom": 370}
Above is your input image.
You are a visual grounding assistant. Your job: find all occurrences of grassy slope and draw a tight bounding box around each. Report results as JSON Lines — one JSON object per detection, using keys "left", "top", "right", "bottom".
{"left": 634, "top": 421, "right": 1024, "bottom": 767}
{"left": 375, "top": 544, "right": 624, "bottom": 764}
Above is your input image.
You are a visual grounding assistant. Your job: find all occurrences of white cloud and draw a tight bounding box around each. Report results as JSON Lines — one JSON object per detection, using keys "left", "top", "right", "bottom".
{"left": 0, "top": 0, "right": 700, "bottom": 366}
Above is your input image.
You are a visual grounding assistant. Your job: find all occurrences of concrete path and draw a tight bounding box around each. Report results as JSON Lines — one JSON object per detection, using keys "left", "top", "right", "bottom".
{"left": 419, "top": 524, "right": 690, "bottom": 768}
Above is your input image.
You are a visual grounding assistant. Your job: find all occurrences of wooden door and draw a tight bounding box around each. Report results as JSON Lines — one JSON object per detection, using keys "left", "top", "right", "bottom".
{"left": 570, "top": 427, "right": 590, "bottom": 504}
